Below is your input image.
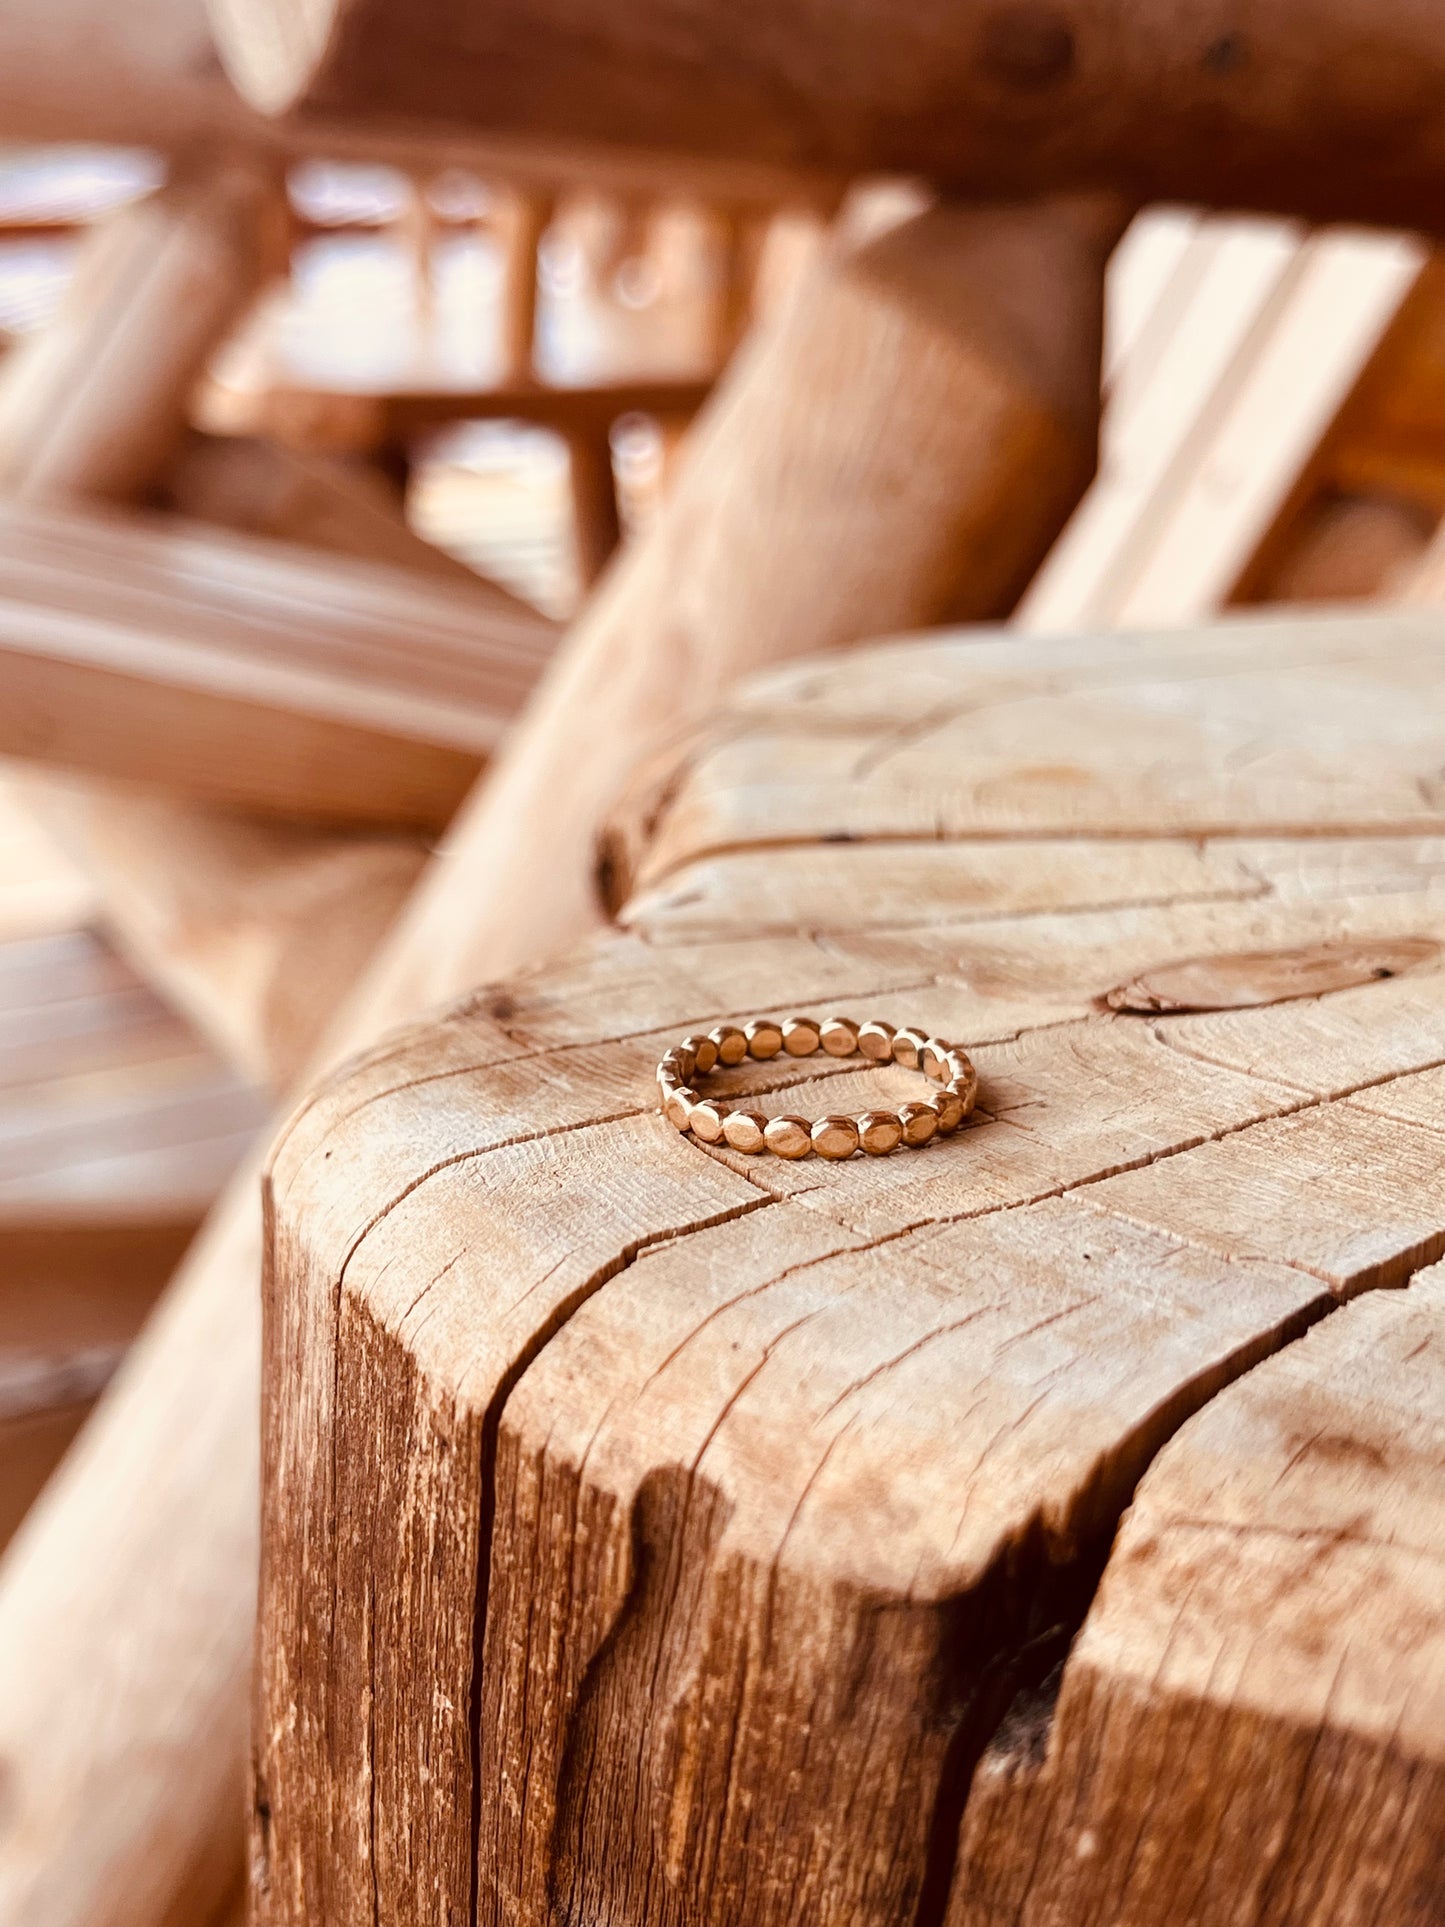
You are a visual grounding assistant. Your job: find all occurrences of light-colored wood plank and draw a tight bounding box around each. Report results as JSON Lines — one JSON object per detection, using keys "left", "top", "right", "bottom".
{"left": 0, "top": 494, "right": 555, "bottom": 827}
{"left": 1019, "top": 213, "right": 1304, "bottom": 633}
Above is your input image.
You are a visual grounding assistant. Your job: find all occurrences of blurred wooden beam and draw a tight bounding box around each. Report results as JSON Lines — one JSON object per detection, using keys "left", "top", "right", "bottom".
{"left": 0, "top": 155, "right": 284, "bottom": 504}
{"left": 202, "top": 374, "right": 714, "bottom": 456}
{"left": 0, "top": 497, "right": 553, "bottom": 828}
{"left": 211, "top": 0, "right": 1445, "bottom": 230}
{"left": 0, "top": 928, "right": 264, "bottom": 1555}
{"left": 0, "top": 0, "right": 841, "bottom": 209}
{"left": 159, "top": 431, "right": 520, "bottom": 593}
{"left": 25, "top": 785, "right": 427, "bottom": 1090}
{"left": 1019, "top": 219, "right": 1434, "bottom": 632}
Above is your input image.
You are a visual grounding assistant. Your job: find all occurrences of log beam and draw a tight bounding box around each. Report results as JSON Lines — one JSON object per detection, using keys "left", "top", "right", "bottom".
{"left": 0, "top": 0, "right": 840, "bottom": 208}
{"left": 211, "top": 0, "right": 1445, "bottom": 230}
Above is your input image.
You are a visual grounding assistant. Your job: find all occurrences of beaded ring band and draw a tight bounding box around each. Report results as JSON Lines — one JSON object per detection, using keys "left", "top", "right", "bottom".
{"left": 656, "top": 1016, "right": 978, "bottom": 1159}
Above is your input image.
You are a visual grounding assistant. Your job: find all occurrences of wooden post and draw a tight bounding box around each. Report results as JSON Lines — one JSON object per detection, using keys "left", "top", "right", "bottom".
{"left": 259, "top": 607, "right": 1445, "bottom": 1927}
{"left": 210, "top": 0, "right": 1445, "bottom": 229}
{"left": 497, "top": 191, "right": 552, "bottom": 384}
{"left": 0, "top": 191, "right": 1117, "bottom": 1927}
{"left": 565, "top": 425, "right": 623, "bottom": 588}
{"left": 708, "top": 205, "right": 757, "bottom": 366}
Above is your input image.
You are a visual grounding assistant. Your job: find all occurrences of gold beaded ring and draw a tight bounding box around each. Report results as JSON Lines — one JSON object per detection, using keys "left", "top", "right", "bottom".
{"left": 655, "top": 1016, "right": 978, "bottom": 1159}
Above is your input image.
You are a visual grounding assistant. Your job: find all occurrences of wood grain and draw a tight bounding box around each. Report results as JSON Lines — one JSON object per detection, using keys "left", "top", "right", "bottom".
{"left": 952, "top": 1257, "right": 1445, "bottom": 1926}
{"left": 0, "top": 0, "right": 842, "bottom": 206}
{"left": 258, "top": 609, "right": 1445, "bottom": 1927}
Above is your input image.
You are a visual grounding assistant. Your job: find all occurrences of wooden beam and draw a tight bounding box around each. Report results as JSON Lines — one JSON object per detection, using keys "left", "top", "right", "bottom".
{"left": 0, "top": 925, "right": 263, "bottom": 1555}
{"left": 346, "top": 193, "right": 1121, "bottom": 1021}
{"left": 0, "top": 0, "right": 842, "bottom": 209}
{"left": 564, "top": 427, "right": 622, "bottom": 589}
{"left": 1022, "top": 221, "right": 1427, "bottom": 631}
{"left": 24, "top": 784, "right": 428, "bottom": 1091}
{"left": 203, "top": 375, "right": 715, "bottom": 456}
{"left": 0, "top": 157, "right": 286, "bottom": 504}
{"left": 0, "top": 190, "right": 1116, "bottom": 1927}
{"left": 211, "top": 0, "right": 1445, "bottom": 229}
{"left": 0, "top": 496, "right": 553, "bottom": 828}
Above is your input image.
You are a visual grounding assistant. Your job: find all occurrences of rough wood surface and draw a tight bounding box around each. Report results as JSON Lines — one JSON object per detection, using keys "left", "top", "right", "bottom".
{"left": 345, "top": 193, "right": 1117, "bottom": 1029}
{"left": 261, "top": 611, "right": 1445, "bottom": 1927}
{"left": 209, "top": 0, "right": 1445, "bottom": 229}
{"left": 952, "top": 1258, "right": 1445, "bottom": 1926}
{"left": 0, "top": 495, "right": 553, "bottom": 827}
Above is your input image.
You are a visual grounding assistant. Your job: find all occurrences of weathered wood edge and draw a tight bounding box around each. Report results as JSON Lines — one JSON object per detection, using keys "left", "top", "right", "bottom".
{"left": 263, "top": 890, "right": 1445, "bottom": 1927}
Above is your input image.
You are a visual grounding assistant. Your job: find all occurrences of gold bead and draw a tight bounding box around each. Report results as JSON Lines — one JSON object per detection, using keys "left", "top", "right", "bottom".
{"left": 948, "top": 1057, "right": 979, "bottom": 1112}
{"left": 764, "top": 1114, "right": 813, "bottom": 1159}
{"left": 723, "top": 1108, "right": 768, "bottom": 1153}
{"left": 892, "top": 1026, "right": 929, "bottom": 1069}
{"left": 689, "top": 1099, "right": 727, "bottom": 1142}
{"left": 856, "top": 1019, "right": 896, "bottom": 1061}
{"left": 819, "top": 1016, "right": 859, "bottom": 1057}
{"left": 682, "top": 1033, "right": 717, "bottom": 1075}
{"left": 708, "top": 1024, "right": 748, "bottom": 1066}
{"left": 897, "top": 1100, "right": 938, "bottom": 1146}
{"left": 934, "top": 1087, "right": 966, "bottom": 1134}
{"left": 857, "top": 1109, "right": 903, "bottom": 1155}
{"left": 811, "top": 1114, "right": 860, "bottom": 1159}
{"left": 920, "top": 1039, "right": 952, "bottom": 1081}
{"left": 664, "top": 1088, "right": 695, "bottom": 1129}
{"left": 744, "top": 1018, "right": 783, "bottom": 1059}
{"left": 781, "top": 1016, "right": 822, "bottom": 1056}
